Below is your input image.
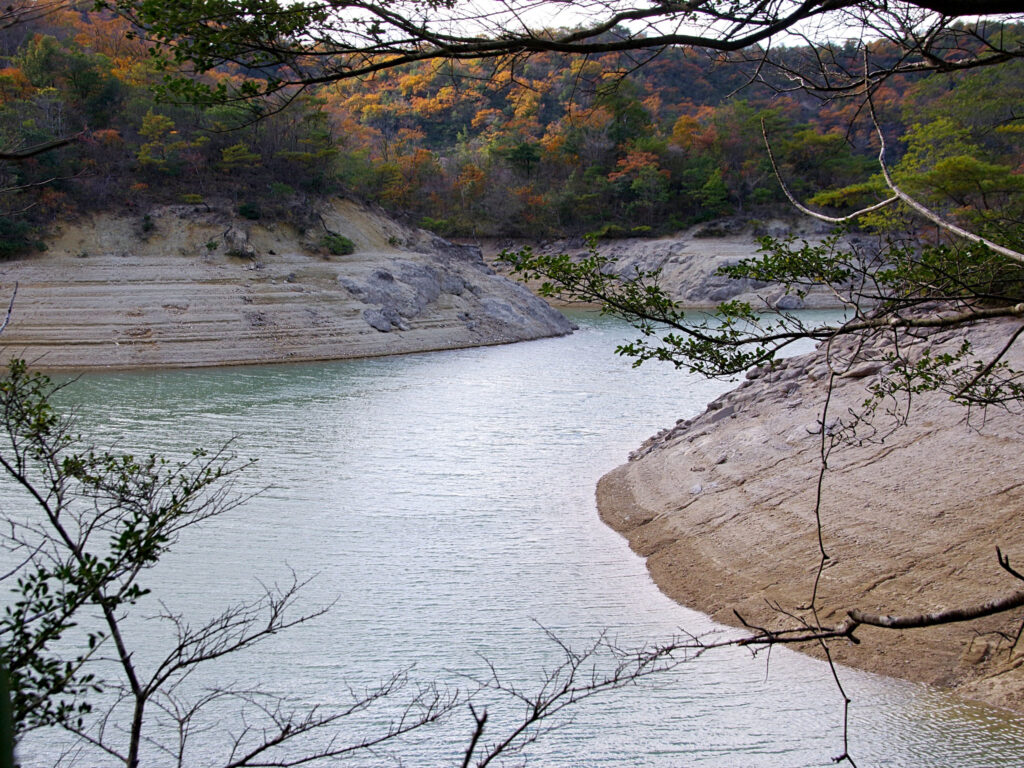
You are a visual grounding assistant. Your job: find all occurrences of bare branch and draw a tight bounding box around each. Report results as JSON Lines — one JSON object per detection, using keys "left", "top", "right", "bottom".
{"left": 867, "top": 98, "right": 1024, "bottom": 265}
{"left": 847, "top": 589, "right": 1024, "bottom": 630}
{"left": 999, "top": 547, "right": 1024, "bottom": 582}
{"left": 0, "top": 284, "right": 17, "bottom": 336}
{"left": 762, "top": 118, "right": 898, "bottom": 223}
{"left": 0, "top": 134, "right": 82, "bottom": 162}
{"left": 461, "top": 703, "right": 487, "bottom": 768}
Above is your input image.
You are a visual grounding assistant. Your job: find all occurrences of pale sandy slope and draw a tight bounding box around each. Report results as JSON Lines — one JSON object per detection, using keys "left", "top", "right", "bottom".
{"left": 476, "top": 220, "right": 847, "bottom": 310}
{"left": 597, "top": 317, "right": 1024, "bottom": 712}
{"left": 0, "top": 199, "right": 572, "bottom": 370}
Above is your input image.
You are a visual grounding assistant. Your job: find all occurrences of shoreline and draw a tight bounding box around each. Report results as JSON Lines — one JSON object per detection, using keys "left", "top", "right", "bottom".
{"left": 594, "top": 317, "right": 1024, "bottom": 714}
{"left": 1, "top": 333, "right": 562, "bottom": 375}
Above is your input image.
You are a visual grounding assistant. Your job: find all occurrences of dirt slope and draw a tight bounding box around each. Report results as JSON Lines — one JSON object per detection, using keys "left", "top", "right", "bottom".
{"left": 0, "top": 199, "right": 572, "bottom": 370}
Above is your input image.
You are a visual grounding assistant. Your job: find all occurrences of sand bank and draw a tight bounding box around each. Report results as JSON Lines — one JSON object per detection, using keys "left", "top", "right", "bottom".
{"left": 0, "top": 199, "right": 572, "bottom": 371}
{"left": 597, "top": 317, "right": 1024, "bottom": 712}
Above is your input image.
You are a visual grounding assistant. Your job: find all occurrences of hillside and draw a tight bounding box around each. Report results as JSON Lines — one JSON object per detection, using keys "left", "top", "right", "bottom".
{"left": 0, "top": 10, "right": 1018, "bottom": 251}
{"left": 0, "top": 198, "right": 573, "bottom": 369}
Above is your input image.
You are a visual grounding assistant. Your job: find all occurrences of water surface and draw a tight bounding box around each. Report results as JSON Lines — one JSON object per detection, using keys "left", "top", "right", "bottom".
{"left": 13, "top": 310, "right": 1024, "bottom": 767}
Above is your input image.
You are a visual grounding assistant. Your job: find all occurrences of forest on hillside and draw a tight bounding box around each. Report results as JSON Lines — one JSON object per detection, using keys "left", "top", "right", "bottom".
{"left": 0, "top": 6, "right": 1021, "bottom": 251}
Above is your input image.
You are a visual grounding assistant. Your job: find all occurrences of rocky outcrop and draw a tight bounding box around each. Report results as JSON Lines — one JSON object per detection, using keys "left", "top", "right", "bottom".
{"left": 0, "top": 199, "right": 572, "bottom": 370}
{"left": 597, "top": 317, "right": 1024, "bottom": 712}
{"left": 479, "top": 218, "right": 847, "bottom": 309}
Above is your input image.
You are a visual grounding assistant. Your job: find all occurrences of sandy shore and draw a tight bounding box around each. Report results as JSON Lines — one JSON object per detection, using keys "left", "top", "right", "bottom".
{"left": 596, "top": 317, "right": 1024, "bottom": 713}
{"left": 0, "top": 200, "right": 572, "bottom": 370}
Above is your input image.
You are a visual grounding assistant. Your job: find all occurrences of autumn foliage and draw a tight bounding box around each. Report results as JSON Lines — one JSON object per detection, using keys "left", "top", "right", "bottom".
{"left": 0, "top": 7, "right": 1019, "bottom": 249}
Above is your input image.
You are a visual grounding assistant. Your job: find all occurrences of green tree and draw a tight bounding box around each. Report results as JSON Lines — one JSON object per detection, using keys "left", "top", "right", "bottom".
{"left": 501, "top": 140, "right": 541, "bottom": 176}
{"left": 136, "top": 110, "right": 208, "bottom": 174}
{"left": 219, "top": 140, "right": 261, "bottom": 171}
{"left": 697, "top": 168, "right": 730, "bottom": 217}
{"left": 593, "top": 79, "right": 652, "bottom": 147}
{"left": 16, "top": 35, "right": 123, "bottom": 127}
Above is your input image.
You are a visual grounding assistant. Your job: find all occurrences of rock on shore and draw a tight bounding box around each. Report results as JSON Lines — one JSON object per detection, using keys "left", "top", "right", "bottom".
{"left": 0, "top": 199, "right": 572, "bottom": 370}
{"left": 597, "top": 316, "right": 1024, "bottom": 712}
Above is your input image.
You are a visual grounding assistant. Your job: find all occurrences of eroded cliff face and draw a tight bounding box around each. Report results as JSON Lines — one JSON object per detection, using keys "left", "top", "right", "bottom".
{"left": 478, "top": 218, "right": 848, "bottom": 309}
{"left": 597, "top": 317, "right": 1024, "bottom": 712}
{"left": 0, "top": 199, "right": 572, "bottom": 370}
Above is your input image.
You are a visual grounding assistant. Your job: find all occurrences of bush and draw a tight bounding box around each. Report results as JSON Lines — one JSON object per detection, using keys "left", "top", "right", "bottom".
{"left": 418, "top": 217, "right": 457, "bottom": 237}
{"left": 237, "top": 201, "right": 262, "bottom": 220}
{"left": 0, "top": 218, "right": 37, "bottom": 260}
{"left": 269, "top": 182, "right": 295, "bottom": 197}
{"left": 321, "top": 233, "right": 356, "bottom": 255}
{"left": 587, "top": 223, "right": 630, "bottom": 240}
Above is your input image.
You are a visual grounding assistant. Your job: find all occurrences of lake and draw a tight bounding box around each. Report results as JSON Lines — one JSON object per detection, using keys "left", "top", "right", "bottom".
{"left": 11, "top": 310, "right": 1024, "bottom": 767}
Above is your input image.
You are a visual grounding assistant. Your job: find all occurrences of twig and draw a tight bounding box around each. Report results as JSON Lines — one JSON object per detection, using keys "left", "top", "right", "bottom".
{"left": 0, "top": 283, "right": 17, "bottom": 336}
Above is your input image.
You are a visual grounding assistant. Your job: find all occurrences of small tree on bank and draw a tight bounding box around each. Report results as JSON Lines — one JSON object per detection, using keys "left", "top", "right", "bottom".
{"left": 0, "top": 359, "right": 454, "bottom": 765}
{"left": 0, "top": 357, "right": 702, "bottom": 767}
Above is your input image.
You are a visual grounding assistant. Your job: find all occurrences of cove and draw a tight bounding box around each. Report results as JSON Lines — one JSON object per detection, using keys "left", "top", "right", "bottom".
{"left": 14, "top": 310, "right": 1024, "bottom": 767}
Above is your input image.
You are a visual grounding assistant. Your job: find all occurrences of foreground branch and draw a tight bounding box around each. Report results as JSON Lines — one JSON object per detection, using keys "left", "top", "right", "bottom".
{"left": 0, "top": 134, "right": 81, "bottom": 162}
{"left": 725, "top": 550, "right": 1024, "bottom": 651}
{"left": 846, "top": 589, "right": 1024, "bottom": 630}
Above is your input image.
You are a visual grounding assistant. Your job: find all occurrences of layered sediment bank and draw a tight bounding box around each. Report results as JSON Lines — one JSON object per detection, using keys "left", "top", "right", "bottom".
{"left": 478, "top": 219, "right": 848, "bottom": 310}
{"left": 0, "top": 199, "right": 572, "bottom": 370}
{"left": 597, "top": 317, "right": 1024, "bottom": 712}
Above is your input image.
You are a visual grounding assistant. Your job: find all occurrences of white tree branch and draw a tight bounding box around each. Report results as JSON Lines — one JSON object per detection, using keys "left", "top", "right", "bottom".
{"left": 761, "top": 118, "right": 898, "bottom": 223}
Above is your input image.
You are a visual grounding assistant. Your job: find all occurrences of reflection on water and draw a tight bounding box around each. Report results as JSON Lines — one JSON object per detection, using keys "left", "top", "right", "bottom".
{"left": 10, "top": 310, "right": 1024, "bottom": 766}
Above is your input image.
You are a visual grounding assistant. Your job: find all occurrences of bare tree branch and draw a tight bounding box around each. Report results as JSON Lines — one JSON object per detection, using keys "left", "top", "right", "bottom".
{"left": 846, "top": 588, "right": 1024, "bottom": 631}
{"left": 109, "top": 0, "right": 1024, "bottom": 108}
{"left": 0, "top": 134, "right": 82, "bottom": 162}
{"left": 0, "top": 283, "right": 16, "bottom": 336}
{"left": 762, "top": 118, "right": 899, "bottom": 223}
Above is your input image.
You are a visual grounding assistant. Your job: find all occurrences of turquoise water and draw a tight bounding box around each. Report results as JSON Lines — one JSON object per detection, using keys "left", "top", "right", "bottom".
{"left": 9, "top": 310, "right": 1024, "bottom": 766}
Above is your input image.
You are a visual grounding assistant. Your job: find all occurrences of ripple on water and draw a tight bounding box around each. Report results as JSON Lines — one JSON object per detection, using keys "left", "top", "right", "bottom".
{"left": 8, "top": 310, "right": 1024, "bottom": 767}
